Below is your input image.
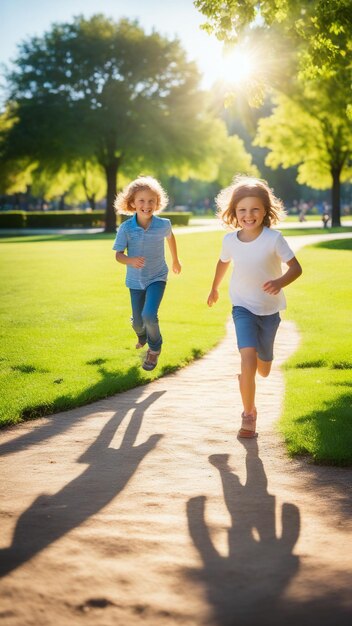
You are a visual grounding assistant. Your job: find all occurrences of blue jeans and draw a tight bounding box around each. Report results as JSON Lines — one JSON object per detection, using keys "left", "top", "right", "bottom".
{"left": 129, "top": 281, "right": 166, "bottom": 352}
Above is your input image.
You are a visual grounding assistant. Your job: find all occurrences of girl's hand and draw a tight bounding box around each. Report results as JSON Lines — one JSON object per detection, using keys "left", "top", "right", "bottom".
{"left": 263, "top": 278, "right": 282, "bottom": 295}
{"left": 172, "top": 260, "right": 182, "bottom": 274}
{"left": 207, "top": 288, "right": 219, "bottom": 307}
{"left": 129, "top": 256, "right": 145, "bottom": 268}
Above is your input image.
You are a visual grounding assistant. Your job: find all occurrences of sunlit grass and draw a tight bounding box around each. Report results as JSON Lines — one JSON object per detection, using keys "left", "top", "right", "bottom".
{"left": 0, "top": 232, "right": 229, "bottom": 427}
{"left": 278, "top": 226, "right": 352, "bottom": 236}
{"left": 281, "top": 238, "right": 352, "bottom": 465}
{"left": 1, "top": 231, "right": 351, "bottom": 467}
{"left": 282, "top": 215, "right": 351, "bottom": 223}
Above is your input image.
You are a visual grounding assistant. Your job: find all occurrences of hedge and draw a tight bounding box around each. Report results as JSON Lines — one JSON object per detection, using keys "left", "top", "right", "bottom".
{"left": 0, "top": 210, "right": 192, "bottom": 229}
{"left": 26, "top": 211, "right": 106, "bottom": 228}
{"left": 120, "top": 211, "right": 192, "bottom": 226}
{"left": 0, "top": 211, "right": 27, "bottom": 228}
{"left": 0, "top": 211, "right": 105, "bottom": 229}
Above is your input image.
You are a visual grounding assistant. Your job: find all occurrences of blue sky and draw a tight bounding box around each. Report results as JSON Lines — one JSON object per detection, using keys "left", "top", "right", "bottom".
{"left": 0, "top": 0, "right": 225, "bottom": 88}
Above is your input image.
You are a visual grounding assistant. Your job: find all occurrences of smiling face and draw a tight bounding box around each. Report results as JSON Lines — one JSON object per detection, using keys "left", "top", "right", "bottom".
{"left": 235, "top": 196, "right": 266, "bottom": 236}
{"left": 131, "top": 188, "right": 159, "bottom": 225}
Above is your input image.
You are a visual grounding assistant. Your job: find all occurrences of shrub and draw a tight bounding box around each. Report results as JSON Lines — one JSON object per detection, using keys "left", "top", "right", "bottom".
{"left": 0, "top": 211, "right": 26, "bottom": 228}
{"left": 0, "top": 210, "right": 191, "bottom": 229}
{"left": 119, "top": 212, "right": 191, "bottom": 226}
{"left": 26, "top": 211, "right": 105, "bottom": 228}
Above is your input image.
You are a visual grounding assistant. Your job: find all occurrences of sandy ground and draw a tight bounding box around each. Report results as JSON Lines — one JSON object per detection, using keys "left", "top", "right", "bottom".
{"left": 0, "top": 234, "right": 351, "bottom": 626}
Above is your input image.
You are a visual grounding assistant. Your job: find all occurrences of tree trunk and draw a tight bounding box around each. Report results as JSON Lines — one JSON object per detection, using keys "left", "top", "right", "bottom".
{"left": 59, "top": 194, "right": 66, "bottom": 211}
{"left": 104, "top": 161, "right": 119, "bottom": 233}
{"left": 23, "top": 185, "right": 31, "bottom": 211}
{"left": 81, "top": 168, "right": 96, "bottom": 211}
{"left": 88, "top": 195, "right": 96, "bottom": 211}
{"left": 13, "top": 193, "right": 20, "bottom": 210}
{"left": 331, "top": 167, "right": 341, "bottom": 227}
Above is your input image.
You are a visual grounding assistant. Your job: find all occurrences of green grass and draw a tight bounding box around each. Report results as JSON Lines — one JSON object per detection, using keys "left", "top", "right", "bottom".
{"left": 281, "top": 214, "right": 351, "bottom": 223}
{"left": 281, "top": 238, "right": 352, "bottom": 465}
{"left": 279, "top": 226, "right": 352, "bottom": 236}
{"left": 0, "top": 231, "right": 229, "bottom": 427}
{"left": 2, "top": 230, "right": 351, "bottom": 467}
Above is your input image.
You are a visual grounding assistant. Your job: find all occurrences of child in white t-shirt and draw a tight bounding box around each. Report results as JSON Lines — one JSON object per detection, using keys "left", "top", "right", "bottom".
{"left": 207, "top": 175, "right": 302, "bottom": 438}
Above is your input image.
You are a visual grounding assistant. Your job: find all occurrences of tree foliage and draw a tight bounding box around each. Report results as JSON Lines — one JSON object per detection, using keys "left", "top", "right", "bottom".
{"left": 195, "top": 0, "right": 350, "bottom": 74}
{"left": 2, "top": 14, "right": 231, "bottom": 230}
{"left": 255, "top": 91, "right": 352, "bottom": 224}
{"left": 165, "top": 116, "right": 258, "bottom": 185}
{"left": 67, "top": 160, "right": 106, "bottom": 210}
{"left": 195, "top": 0, "right": 352, "bottom": 220}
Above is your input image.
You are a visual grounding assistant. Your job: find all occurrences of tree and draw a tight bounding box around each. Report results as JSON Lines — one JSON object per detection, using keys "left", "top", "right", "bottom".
{"left": 255, "top": 92, "right": 352, "bottom": 225}
{"left": 195, "top": 0, "right": 352, "bottom": 221}
{"left": 0, "top": 106, "right": 35, "bottom": 202}
{"left": 161, "top": 119, "right": 258, "bottom": 209}
{"left": 164, "top": 117, "right": 258, "bottom": 184}
{"left": 214, "top": 131, "right": 259, "bottom": 187}
{"left": 2, "top": 15, "right": 223, "bottom": 231}
{"left": 30, "top": 166, "right": 78, "bottom": 210}
{"left": 68, "top": 159, "right": 106, "bottom": 210}
{"left": 194, "top": 1, "right": 350, "bottom": 72}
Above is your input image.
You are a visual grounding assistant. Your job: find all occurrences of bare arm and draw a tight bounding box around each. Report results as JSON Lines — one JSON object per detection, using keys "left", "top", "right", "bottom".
{"left": 263, "top": 256, "right": 302, "bottom": 295}
{"left": 207, "top": 259, "right": 231, "bottom": 306}
{"left": 167, "top": 233, "right": 182, "bottom": 274}
{"left": 115, "top": 250, "right": 145, "bottom": 269}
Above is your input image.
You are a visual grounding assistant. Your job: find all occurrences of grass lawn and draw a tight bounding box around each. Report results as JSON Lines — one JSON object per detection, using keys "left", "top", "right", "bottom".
{"left": 281, "top": 238, "right": 352, "bottom": 465}
{"left": 1, "top": 229, "right": 351, "bottom": 467}
{"left": 0, "top": 231, "right": 229, "bottom": 427}
{"left": 189, "top": 215, "right": 351, "bottom": 221}
{"left": 279, "top": 226, "right": 352, "bottom": 237}
{"left": 281, "top": 215, "right": 351, "bottom": 223}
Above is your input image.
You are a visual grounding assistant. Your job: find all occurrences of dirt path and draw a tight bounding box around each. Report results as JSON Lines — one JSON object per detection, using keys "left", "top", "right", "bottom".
{"left": 0, "top": 234, "right": 351, "bottom": 626}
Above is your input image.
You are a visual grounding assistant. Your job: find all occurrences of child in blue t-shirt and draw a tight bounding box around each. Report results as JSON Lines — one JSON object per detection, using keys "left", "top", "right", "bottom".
{"left": 113, "top": 176, "right": 181, "bottom": 371}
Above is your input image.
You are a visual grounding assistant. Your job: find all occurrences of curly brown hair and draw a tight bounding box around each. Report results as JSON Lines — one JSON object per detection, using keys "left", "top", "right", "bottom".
{"left": 216, "top": 175, "right": 285, "bottom": 229}
{"left": 114, "top": 176, "right": 169, "bottom": 215}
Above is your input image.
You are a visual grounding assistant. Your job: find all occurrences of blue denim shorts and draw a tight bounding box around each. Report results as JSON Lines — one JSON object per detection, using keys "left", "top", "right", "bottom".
{"left": 232, "top": 306, "right": 281, "bottom": 362}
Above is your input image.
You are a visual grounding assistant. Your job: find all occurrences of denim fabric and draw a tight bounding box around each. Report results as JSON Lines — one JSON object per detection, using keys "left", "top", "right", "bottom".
{"left": 232, "top": 305, "right": 281, "bottom": 361}
{"left": 129, "top": 281, "right": 166, "bottom": 352}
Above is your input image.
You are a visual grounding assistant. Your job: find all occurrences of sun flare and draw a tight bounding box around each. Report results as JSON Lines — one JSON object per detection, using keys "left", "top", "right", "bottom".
{"left": 219, "top": 47, "right": 256, "bottom": 85}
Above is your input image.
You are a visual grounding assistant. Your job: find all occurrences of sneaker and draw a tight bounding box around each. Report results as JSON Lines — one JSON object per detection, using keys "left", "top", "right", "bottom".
{"left": 142, "top": 349, "right": 161, "bottom": 371}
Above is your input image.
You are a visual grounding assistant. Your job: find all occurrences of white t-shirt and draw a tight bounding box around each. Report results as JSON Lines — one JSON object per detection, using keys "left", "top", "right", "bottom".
{"left": 220, "top": 226, "right": 295, "bottom": 315}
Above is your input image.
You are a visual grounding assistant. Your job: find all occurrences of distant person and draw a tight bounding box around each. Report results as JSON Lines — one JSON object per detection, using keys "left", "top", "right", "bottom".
{"left": 317, "top": 201, "right": 324, "bottom": 215}
{"left": 113, "top": 176, "right": 181, "bottom": 371}
{"left": 207, "top": 175, "right": 302, "bottom": 438}
{"left": 322, "top": 210, "right": 330, "bottom": 229}
{"left": 298, "top": 201, "right": 308, "bottom": 222}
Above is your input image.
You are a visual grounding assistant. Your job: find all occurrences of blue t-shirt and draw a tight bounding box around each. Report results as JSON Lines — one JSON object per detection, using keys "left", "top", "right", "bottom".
{"left": 112, "top": 214, "right": 172, "bottom": 289}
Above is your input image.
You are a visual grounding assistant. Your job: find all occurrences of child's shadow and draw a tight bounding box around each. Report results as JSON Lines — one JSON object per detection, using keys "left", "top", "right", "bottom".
{"left": 187, "top": 440, "right": 300, "bottom": 625}
{"left": 0, "top": 390, "right": 164, "bottom": 578}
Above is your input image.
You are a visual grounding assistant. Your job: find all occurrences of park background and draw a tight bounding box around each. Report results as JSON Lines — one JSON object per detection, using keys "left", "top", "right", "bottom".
{"left": 0, "top": 0, "right": 351, "bottom": 465}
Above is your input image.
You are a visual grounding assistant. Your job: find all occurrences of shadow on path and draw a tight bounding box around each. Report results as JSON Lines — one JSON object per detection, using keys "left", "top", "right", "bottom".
{"left": 0, "top": 365, "right": 144, "bottom": 457}
{"left": 186, "top": 440, "right": 351, "bottom": 625}
{"left": 187, "top": 439, "right": 300, "bottom": 625}
{"left": 0, "top": 389, "right": 164, "bottom": 578}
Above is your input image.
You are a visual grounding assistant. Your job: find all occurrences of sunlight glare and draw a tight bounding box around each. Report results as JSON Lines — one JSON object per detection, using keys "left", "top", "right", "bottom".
{"left": 219, "top": 47, "right": 256, "bottom": 85}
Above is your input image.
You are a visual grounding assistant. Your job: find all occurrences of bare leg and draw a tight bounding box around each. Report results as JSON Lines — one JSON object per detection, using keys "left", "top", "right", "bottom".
{"left": 257, "top": 357, "right": 272, "bottom": 378}
{"left": 238, "top": 347, "right": 257, "bottom": 415}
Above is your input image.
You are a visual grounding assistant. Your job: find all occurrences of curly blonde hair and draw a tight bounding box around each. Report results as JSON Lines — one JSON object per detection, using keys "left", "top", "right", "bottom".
{"left": 114, "top": 176, "right": 169, "bottom": 215}
{"left": 216, "top": 175, "right": 285, "bottom": 229}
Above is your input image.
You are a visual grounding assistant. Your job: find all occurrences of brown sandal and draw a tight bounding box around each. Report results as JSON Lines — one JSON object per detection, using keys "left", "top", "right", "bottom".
{"left": 238, "top": 412, "right": 257, "bottom": 438}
